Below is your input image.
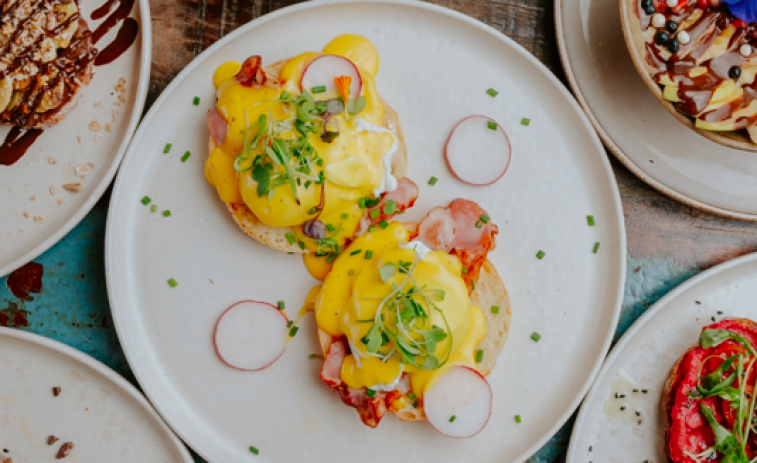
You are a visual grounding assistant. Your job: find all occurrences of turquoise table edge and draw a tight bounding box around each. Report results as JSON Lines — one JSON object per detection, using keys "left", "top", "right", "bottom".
{"left": 0, "top": 195, "right": 697, "bottom": 462}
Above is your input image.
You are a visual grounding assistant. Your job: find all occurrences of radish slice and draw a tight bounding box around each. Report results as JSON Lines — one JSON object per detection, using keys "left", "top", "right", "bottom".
{"left": 207, "top": 107, "right": 228, "bottom": 146}
{"left": 214, "top": 300, "right": 289, "bottom": 371}
{"left": 423, "top": 366, "right": 493, "bottom": 438}
{"left": 445, "top": 115, "right": 511, "bottom": 186}
{"left": 300, "top": 55, "right": 362, "bottom": 98}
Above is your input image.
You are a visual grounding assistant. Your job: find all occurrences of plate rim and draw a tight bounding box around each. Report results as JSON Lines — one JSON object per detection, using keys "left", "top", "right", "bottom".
{"left": 0, "top": 326, "right": 193, "bottom": 461}
{"left": 105, "top": 1, "right": 628, "bottom": 461}
{"left": 0, "top": 0, "right": 154, "bottom": 278}
{"left": 553, "top": 0, "right": 757, "bottom": 221}
{"left": 565, "top": 251, "right": 757, "bottom": 462}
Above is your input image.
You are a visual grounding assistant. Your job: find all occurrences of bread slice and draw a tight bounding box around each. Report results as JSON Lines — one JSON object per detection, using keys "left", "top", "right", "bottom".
{"left": 317, "top": 256, "right": 512, "bottom": 422}
{"left": 660, "top": 317, "right": 757, "bottom": 462}
{"left": 208, "top": 59, "right": 408, "bottom": 253}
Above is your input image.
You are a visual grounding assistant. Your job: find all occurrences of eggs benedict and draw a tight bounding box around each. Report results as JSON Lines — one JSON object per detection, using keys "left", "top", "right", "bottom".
{"left": 309, "top": 199, "right": 511, "bottom": 435}
{"left": 204, "top": 35, "right": 417, "bottom": 268}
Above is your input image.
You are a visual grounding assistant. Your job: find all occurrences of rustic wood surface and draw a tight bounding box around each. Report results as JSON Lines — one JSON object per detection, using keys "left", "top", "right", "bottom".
{"left": 147, "top": 0, "right": 757, "bottom": 276}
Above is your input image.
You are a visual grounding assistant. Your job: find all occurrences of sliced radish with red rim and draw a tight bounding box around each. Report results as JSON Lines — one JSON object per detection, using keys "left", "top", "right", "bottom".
{"left": 214, "top": 300, "right": 289, "bottom": 371}
{"left": 445, "top": 115, "right": 511, "bottom": 186}
{"left": 300, "top": 55, "right": 362, "bottom": 98}
{"left": 423, "top": 365, "right": 492, "bottom": 438}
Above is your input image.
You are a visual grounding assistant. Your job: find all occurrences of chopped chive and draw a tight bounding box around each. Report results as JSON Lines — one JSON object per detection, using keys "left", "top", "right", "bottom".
{"left": 304, "top": 180, "right": 312, "bottom": 188}
{"left": 476, "top": 220, "right": 483, "bottom": 228}
{"left": 536, "top": 250, "right": 545, "bottom": 260}
{"left": 521, "top": 117, "right": 531, "bottom": 126}
{"left": 341, "top": 213, "right": 349, "bottom": 219}
{"left": 141, "top": 196, "right": 151, "bottom": 205}
{"left": 168, "top": 278, "right": 178, "bottom": 288}
{"left": 428, "top": 176, "right": 438, "bottom": 186}
{"left": 359, "top": 198, "right": 366, "bottom": 209}
{"left": 308, "top": 207, "right": 319, "bottom": 215}
{"left": 587, "top": 215, "right": 596, "bottom": 226}
{"left": 289, "top": 326, "right": 299, "bottom": 337}
{"left": 471, "top": 279, "right": 475, "bottom": 291}
{"left": 150, "top": 205, "right": 157, "bottom": 213}
{"left": 163, "top": 210, "right": 171, "bottom": 217}
{"left": 593, "top": 242, "right": 600, "bottom": 254}
{"left": 309, "top": 353, "right": 317, "bottom": 358}
{"left": 476, "top": 349, "right": 484, "bottom": 363}
{"left": 480, "top": 214, "right": 490, "bottom": 223}
{"left": 369, "top": 209, "right": 380, "bottom": 220}
{"left": 287, "top": 320, "right": 294, "bottom": 327}
{"left": 379, "top": 220, "right": 389, "bottom": 229}
{"left": 407, "top": 392, "right": 416, "bottom": 400}
{"left": 531, "top": 332, "right": 541, "bottom": 342}
{"left": 311, "top": 85, "right": 327, "bottom": 94}
{"left": 367, "top": 225, "right": 378, "bottom": 232}
{"left": 449, "top": 415, "right": 457, "bottom": 422}
{"left": 462, "top": 267, "right": 468, "bottom": 275}
{"left": 277, "top": 300, "right": 285, "bottom": 311}
{"left": 181, "top": 151, "right": 191, "bottom": 162}
{"left": 486, "top": 88, "right": 499, "bottom": 97}
{"left": 193, "top": 96, "right": 200, "bottom": 105}
{"left": 350, "top": 249, "right": 362, "bottom": 256}
{"left": 487, "top": 120, "right": 497, "bottom": 130}
{"left": 286, "top": 232, "right": 296, "bottom": 245}
{"left": 515, "top": 415, "right": 522, "bottom": 423}
{"left": 348, "top": 269, "right": 355, "bottom": 276}
{"left": 365, "top": 250, "right": 373, "bottom": 259}
{"left": 280, "top": 91, "right": 290, "bottom": 100}
{"left": 491, "top": 306, "right": 500, "bottom": 314}
{"left": 326, "top": 253, "right": 338, "bottom": 264}
{"left": 366, "top": 389, "right": 376, "bottom": 398}
{"left": 288, "top": 252, "right": 294, "bottom": 255}
{"left": 298, "top": 241, "right": 305, "bottom": 250}
{"left": 382, "top": 199, "right": 398, "bottom": 215}
{"left": 163, "top": 143, "right": 172, "bottom": 154}
{"left": 412, "top": 400, "right": 419, "bottom": 408}
{"left": 249, "top": 446, "right": 259, "bottom": 455}
{"left": 326, "top": 223, "right": 335, "bottom": 232}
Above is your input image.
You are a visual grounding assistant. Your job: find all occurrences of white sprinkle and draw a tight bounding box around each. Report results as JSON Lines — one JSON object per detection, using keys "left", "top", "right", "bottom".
{"left": 741, "top": 43, "right": 752, "bottom": 57}
{"left": 666, "top": 0, "right": 677, "bottom": 7}
{"left": 677, "top": 31, "right": 690, "bottom": 44}
{"left": 652, "top": 13, "right": 666, "bottom": 28}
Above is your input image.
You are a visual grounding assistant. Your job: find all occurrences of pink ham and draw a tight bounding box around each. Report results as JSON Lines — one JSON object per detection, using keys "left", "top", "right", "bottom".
{"left": 320, "top": 336, "right": 348, "bottom": 386}
{"left": 359, "top": 178, "right": 419, "bottom": 234}
{"left": 414, "top": 199, "right": 498, "bottom": 290}
{"left": 207, "top": 107, "right": 228, "bottom": 146}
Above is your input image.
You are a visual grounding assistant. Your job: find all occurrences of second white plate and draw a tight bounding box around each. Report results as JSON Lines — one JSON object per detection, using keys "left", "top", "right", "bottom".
{"left": 557, "top": 0, "right": 757, "bottom": 220}
{"left": 566, "top": 252, "right": 757, "bottom": 462}
{"left": 106, "top": 1, "right": 626, "bottom": 461}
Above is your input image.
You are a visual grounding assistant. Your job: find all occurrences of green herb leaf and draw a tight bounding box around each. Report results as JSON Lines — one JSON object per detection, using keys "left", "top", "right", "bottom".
{"left": 379, "top": 263, "right": 396, "bottom": 283}
{"left": 700, "top": 403, "right": 743, "bottom": 458}
{"left": 347, "top": 96, "right": 367, "bottom": 115}
{"left": 383, "top": 199, "right": 398, "bottom": 216}
{"left": 252, "top": 165, "right": 271, "bottom": 197}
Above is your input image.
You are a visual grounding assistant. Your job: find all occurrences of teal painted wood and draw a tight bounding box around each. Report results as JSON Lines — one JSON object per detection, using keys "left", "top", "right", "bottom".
{"left": 0, "top": 201, "right": 703, "bottom": 462}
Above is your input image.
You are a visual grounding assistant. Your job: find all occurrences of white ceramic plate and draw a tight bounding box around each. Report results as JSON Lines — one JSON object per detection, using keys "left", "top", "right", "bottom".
{"left": 105, "top": 1, "right": 626, "bottom": 461}
{"left": 0, "top": 327, "right": 192, "bottom": 462}
{"left": 0, "top": 0, "right": 151, "bottom": 277}
{"left": 556, "top": 0, "right": 757, "bottom": 220}
{"left": 565, "top": 252, "right": 757, "bottom": 462}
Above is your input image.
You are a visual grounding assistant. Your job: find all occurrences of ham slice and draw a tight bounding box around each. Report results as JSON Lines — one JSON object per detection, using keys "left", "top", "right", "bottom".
{"left": 207, "top": 107, "right": 228, "bottom": 146}
{"left": 359, "top": 177, "right": 419, "bottom": 234}
{"left": 414, "top": 199, "right": 498, "bottom": 290}
{"left": 320, "top": 337, "right": 348, "bottom": 386}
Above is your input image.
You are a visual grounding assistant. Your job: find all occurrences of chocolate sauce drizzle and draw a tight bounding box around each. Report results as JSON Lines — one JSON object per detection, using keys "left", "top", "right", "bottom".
{"left": 0, "top": 127, "right": 44, "bottom": 165}
{"left": 640, "top": 3, "right": 757, "bottom": 128}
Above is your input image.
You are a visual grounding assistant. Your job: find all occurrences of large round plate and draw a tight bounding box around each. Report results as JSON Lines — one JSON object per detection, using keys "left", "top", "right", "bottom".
{"left": 566, "top": 252, "right": 757, "bottom": 462}
{"left": 0, "top": 0, "right": 151, "bottom": 277}
{"left": 0, "top": 327, "right": 192, "bottom": 462}
{"left": 556, "top": 0, "right": 757, "bottom": 220}
{"left": 106, "top": 1, "right": 626, "bottom": 461}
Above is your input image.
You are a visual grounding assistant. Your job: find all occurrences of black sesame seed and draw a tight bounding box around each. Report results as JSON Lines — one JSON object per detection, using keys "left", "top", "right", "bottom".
{"left": 655, "top": 30, "right": 670, "bottom": 45}
{"left": 620, "top": 406, "right": 627, "bottom": 410}
{"left": 639, "top": 419, "right": 643, "bottom": 425}
{"left": 2, "top": 449, "right": 7, "bottom": 453}
{"left": 642, "top": 389, "right": 649, "bottom": 393}
{"left": 589, "top": 446, "right": 593, "bottom": 452}
{"left": 615, "top": 392, "right": 619, "bottom": 398}
{"left": 717, "top": 311, "right": 723, "bottom": 314}
{"left": 668, "top": 38, "right": 680, "bottom": 53}
{"left": 619, "top": 394, "right": 626, "bottom": 398}
{"left": 633, "top": 388, "right": 640, "bottom": 392}
{"left": 730, "top": 66, "right": 742, "bottom": 79}
{"left": 695, "top": 300, "right": 701, "bottom": 305}
{"left": 712, "top": 316, "right": 716, "bottom": 322}
{"left": 636, "top": 411, "right": 641, "bottom": 416}
{"left": 666, "top": 20, "right": 678, "bottom": 32}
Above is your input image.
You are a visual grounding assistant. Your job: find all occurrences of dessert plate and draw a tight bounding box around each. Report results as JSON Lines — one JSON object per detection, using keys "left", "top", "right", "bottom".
{"left": 556, "top": 0, "right": 757, "bottom": 220}
{"left": 105, "top": 1, "right": 626, "bottom": 461}
{"left": 0, "top": 0, "right": 151, "bottom": 277}
{"left": 565, "top": 252, "right": 757, "bottom": 462}
{"left": 0, "top": 327, "right": 192, "bottom": 462}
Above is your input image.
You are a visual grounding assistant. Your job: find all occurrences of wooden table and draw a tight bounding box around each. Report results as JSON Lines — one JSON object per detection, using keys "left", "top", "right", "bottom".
{"left": 3, "top": 0, "right": 757, "bottom": 461}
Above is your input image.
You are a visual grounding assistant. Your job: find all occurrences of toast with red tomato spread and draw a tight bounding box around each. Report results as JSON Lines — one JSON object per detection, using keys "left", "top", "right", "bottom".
{"left": 662, "top": 318, "right": 757, "bottom": 463}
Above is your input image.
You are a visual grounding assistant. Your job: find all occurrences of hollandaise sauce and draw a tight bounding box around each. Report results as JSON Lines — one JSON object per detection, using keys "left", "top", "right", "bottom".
{"left": 313, "top": 223, "right": 487, "bottom": 401}
{"left": 204, "top": 34, "right": 400, "bottom": 274}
